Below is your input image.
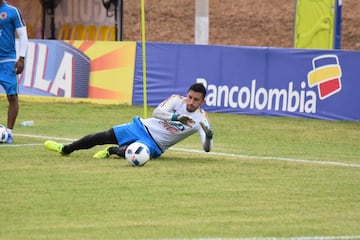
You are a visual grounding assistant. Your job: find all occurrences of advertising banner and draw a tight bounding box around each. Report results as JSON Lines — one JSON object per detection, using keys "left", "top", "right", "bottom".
{"left": 67, "top": 40, "right": 136, "bottom": 103}
{"left": 134, "top": 42, "right": 360, "bottom": 121}
{"left": 294, "top": 0, "right": 340, "bottom": 49}
{"left": 0, "top": 40, "right": 136, "bottom": 104}
{"left": 14, "top": 40, "right": 90, "bottom": 98}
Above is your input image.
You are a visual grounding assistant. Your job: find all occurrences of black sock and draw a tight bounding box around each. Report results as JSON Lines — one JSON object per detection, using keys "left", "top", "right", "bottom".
{"left": 63, "top": 128, "right": 117, "bottom": 154}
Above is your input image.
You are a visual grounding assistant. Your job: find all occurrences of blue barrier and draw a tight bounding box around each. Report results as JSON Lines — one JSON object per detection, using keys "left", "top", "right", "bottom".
{"left": 134, "top": 42, "right": 360, "bottom": 121}
{"left": 3, "top": 40, "right": 358, "bottom": 121}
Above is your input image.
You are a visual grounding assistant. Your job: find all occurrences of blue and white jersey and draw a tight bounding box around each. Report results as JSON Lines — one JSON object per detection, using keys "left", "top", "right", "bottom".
{"left": 0, "top": 1, "right": 26, "bottom": 60}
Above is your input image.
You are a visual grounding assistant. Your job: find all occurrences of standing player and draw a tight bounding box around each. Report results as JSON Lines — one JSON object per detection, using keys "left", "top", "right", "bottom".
{"left": 44, "top": 83, "right": 214, "bottom": 160}
{"left": 0, "top": 0, "right": 28, "bottom": 143}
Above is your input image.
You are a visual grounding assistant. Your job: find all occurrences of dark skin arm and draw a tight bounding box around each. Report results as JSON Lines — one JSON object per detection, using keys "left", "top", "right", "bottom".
{"left": 15, "top": 56, "right": 25, "bottom": 74}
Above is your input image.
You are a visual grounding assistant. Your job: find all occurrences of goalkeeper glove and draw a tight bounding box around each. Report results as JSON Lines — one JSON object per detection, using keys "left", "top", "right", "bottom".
{"left": 172, "top": 114, "right": 195, "bottom": 127}
{"left": 199, "top": 118, "right": 213, "bottom": 140}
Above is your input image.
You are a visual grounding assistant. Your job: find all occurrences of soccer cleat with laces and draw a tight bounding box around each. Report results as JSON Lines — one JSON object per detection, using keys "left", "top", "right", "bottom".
{"left": 93, "top": 147, "right": 111, "bottom": 159}
{"left": 44, "top": 140, "right": 66, "bottom": 155}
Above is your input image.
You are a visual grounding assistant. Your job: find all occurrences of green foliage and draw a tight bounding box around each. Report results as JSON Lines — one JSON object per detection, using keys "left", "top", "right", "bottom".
{"left": 0, "top": 100, "right": 359, "bottom": 239}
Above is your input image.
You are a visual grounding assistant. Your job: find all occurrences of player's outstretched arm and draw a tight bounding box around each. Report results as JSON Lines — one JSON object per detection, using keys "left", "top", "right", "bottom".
{"left": 153, "top": 107, "right": 194, "bottom": 127}
{"left": 199, "top": 118, "right": 213, "bottom": 152}
{"left": 152, "top": 107, "right": 173, "bottom": 120}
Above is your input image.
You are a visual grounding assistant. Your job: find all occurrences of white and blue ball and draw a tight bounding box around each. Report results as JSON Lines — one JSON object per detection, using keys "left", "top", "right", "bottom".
{"left": 125, "top": 142, "right": 150, "bottom": 166}
{"left": 0, "top": 124, "right": 9, "bottom": 143}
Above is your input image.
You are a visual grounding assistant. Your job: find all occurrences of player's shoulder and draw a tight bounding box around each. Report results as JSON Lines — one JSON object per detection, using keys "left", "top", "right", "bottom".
{"left": 2, "top": 2, "right": 16, "bottom": 10}
{"left": 171, "top": 94, "right": 184, "bottom": 99}
{"left": 159, "top": 94, "right": 184, "bottom": 108}
{"left": 190, "top": 104, "right": 208, "bottom": 117}
{"left": 196, "top": 108, "right": 208, "bottom": 116}
{"left": 167, "top": 94, "right": 185, "bottom": 102}
{"left": 1, "top": 3, "right": 20, "bottom": 14}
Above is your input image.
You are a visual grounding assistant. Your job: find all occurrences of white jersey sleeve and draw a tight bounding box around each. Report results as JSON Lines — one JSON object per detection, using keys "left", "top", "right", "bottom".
{"left": 140, "top": 94, "right": 211, "bottom": 151}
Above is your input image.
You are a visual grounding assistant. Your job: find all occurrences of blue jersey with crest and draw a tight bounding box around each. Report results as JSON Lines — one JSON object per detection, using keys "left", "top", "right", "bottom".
{"left": 0, "top": 1, "right": 25, "bottom": 60}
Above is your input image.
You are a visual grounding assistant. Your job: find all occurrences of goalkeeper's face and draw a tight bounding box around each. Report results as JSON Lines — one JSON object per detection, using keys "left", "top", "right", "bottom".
{"left": 185, "top": 90, "right": 205, "bottom": 112}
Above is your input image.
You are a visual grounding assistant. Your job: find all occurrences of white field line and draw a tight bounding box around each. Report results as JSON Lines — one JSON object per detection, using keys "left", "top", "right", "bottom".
{"left": 14, "top": 133, "right": 76, "bottom": 141}
{"left": 3, "top": 133, "right": 360, "bottom": 169}
{"left": 170, "top": 147, "right": 360, "bottom": 168}
{"left": 157, "top": 236, "right": 360, "bottom": 240}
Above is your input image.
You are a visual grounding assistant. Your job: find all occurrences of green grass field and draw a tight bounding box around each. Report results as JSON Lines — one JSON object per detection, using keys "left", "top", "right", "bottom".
{"left": 1, "top": 99, "right": 359, "bottom": 240}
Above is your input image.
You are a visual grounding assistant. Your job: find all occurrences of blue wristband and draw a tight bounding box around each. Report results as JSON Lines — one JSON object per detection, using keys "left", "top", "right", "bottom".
{"left": 171, "top": 114, "right": 180, "bottom": 121}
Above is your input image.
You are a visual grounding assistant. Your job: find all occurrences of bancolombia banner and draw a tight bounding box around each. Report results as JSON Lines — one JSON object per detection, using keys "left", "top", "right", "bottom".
{"left": 134, "top": 43, "right": 360, "bottom": 121}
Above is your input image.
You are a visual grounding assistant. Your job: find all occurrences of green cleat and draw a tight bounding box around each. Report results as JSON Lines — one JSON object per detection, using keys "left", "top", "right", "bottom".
{"left": 93, "top": 147, "right": 111, "bottom": 159}
{"left": 44, "top": 140, "right": 66, "bottom": 155}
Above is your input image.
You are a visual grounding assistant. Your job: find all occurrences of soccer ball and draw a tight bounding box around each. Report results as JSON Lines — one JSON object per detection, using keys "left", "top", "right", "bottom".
{"left": 125, "top": 142, "right": 150, "bottom": 166}
{"left": 0, "top": 124, "right": 8, "bottom": 143}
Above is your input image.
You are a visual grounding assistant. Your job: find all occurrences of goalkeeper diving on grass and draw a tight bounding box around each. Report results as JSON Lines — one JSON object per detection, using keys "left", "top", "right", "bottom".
{"left": 44, "top": 83, "right": 214, "bottom": 160}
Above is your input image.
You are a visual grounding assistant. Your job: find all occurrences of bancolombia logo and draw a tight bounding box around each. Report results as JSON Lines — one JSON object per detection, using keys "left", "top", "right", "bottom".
{"left": 197, "top": 78, "right": 317, "bottom": 113}
{"left": 307, "top": 54, "right": 342, "bottom": 100}
{"left": 197, "top": 54, "right": 343, "bottom": 114}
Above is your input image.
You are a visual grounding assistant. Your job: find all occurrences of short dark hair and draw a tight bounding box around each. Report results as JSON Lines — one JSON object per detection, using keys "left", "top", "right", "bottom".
{"left": 188, "top": 83, "right": 207, "bottom": 99}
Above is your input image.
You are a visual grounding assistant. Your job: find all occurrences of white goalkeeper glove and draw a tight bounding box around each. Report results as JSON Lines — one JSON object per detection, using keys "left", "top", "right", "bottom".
{"left": 172, "top": 114, "right": 195, "bottom": 127}
{"left": 199, "top": 118, "right": 213, "bottom": 140}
